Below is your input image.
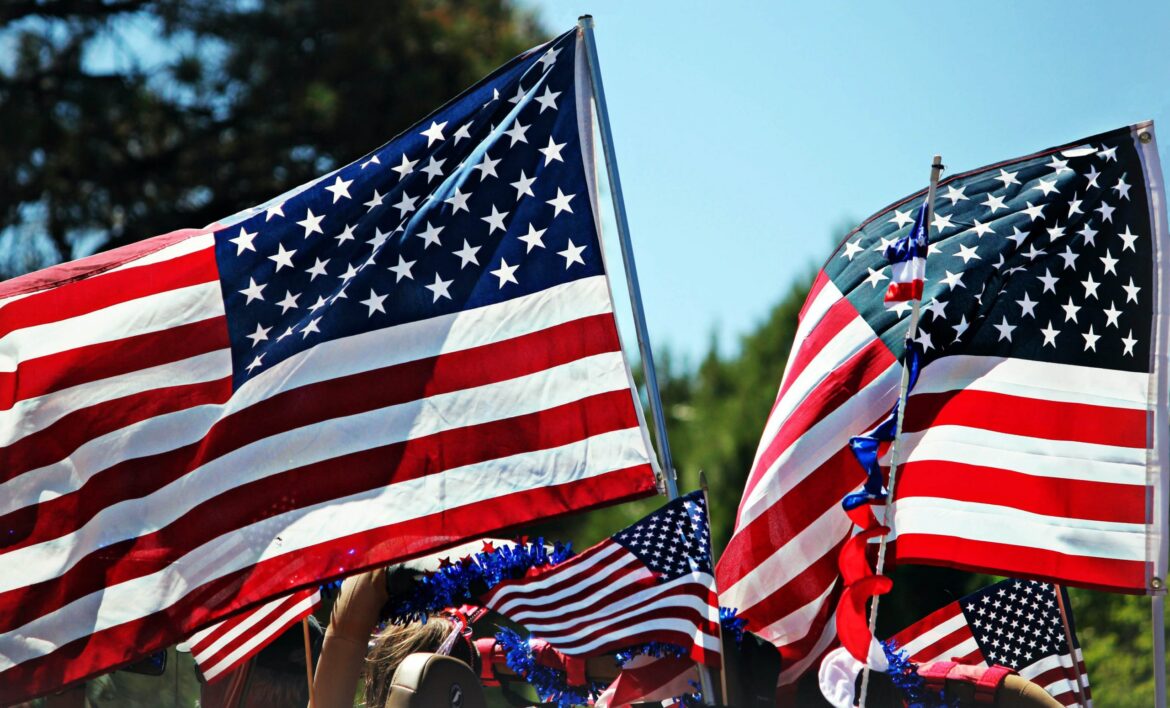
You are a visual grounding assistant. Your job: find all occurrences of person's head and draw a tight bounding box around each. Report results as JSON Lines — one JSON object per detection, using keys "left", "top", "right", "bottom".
{"left": 364, "top": 615, "right": 476, "bottom": 708}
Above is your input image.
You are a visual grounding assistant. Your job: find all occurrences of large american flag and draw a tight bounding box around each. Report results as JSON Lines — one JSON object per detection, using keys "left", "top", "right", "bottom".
{"left": 891, "top": 578, "right": 1091, "bottom": 707}
{"left": 716, "top": 122, "right": 1167, "bottom": 686}
{"left": 482, "top": 491, "right": 721, "bottom": 667}
{"left": 0, "top": 28, "right": 661, "bottom": 701}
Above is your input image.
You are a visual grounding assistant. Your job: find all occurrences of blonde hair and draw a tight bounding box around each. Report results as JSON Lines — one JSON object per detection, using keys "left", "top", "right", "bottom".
{"left": 363, "top": 616, "right": 455, "bottom": 707}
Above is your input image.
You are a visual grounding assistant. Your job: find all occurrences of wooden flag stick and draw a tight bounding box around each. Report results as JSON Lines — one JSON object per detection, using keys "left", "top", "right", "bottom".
{"left": 303, "top": 617, "right": 316, "bottom": 708}
{"left": 1053, "top": 586, "right": 1088, "bottom": 708}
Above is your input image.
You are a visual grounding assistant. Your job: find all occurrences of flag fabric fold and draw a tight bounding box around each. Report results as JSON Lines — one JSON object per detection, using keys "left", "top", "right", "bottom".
{"left": 0, "top": 27, "right": 661, "bottom": 701}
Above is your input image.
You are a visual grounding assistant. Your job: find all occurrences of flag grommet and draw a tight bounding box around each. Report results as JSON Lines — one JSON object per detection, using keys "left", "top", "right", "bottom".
{"left": 1152, "top": 577, "right": 1164, "bottom": 591}
{"left": 1140, "top": 131, "right": 1153, "bottom": 144}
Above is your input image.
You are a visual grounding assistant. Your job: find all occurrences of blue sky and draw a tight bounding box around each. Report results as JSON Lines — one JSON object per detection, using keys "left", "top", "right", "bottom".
{"left": 528, "top": 1, "right": 1170, "bottom": 364}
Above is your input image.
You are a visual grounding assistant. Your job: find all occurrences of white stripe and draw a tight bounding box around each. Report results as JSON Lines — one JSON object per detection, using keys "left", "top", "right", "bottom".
{"left": 494, "top": 557, "right": 651, "bottom": 620}
{"left": 776, "top": 279, "right": 844, "bottom": 385}
{"left": 915, "top": 636, "right": 981, "bottom": 665}
{"left": 0, "top": 352, "right": 637, "bottom": 590}
{"left": 900, "top": 425, "right": 1148, "bottom": 486}
{"left": 894, "top": 497, "right": 1148, "bottom": 561}
{"left": 750, "top": 578, "right": 836, "bottom": 648}
{"left": 200, "top": 592, "right": 319, "bottom": 681}
{"left": 109, "top": 233, "right": 216, "bottom": 273}
{"left": 0, "top": 347, "right": 231, "bottom": 452}
{"left": 488, "top": 544, "right": 638, "bottom": 614}
{"left": 1018, "top": 649, "right": 1088, "bottom": 684}
{"left": 913, "top": 355, "right": 1151, "bottom": 410}
{"left": 0, "top": 281, "right": 223, "bottom": 372}
{"left": 889, "top": 258, "right": 924, "bottom": 285}
{"left": 535, "top": 591, "right": 713, "bottom": 649}
{"left": 1, "top": 276, "right": 617, "bottom": 510}
{"left": 776, "top": 610, "right": 838, "bottom": 685}
{"left": 896, "top": 611, "right": 966, "bottom": 658}
{"left": 190, "top": 593, "right": 291, "bottom": 658}
{"left": 0, "top": 426, "right": 651, "bottom": 670}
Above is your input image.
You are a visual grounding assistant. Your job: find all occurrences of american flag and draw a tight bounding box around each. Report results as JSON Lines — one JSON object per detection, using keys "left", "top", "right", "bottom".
{"left": 891, "top": 578, "right": 1091, "bottom": 707}
{"left": 0, "top": 28, "right": 661, "bottom": 701}
{"left": 482, "top": 491, "right": 721, "bottom": 667}
{"left": 716, "top": 122, "right": 1167, "bottom": 687}
{"left": 884, "top": 204, "right": 928, "bottom": 303}
{"left": 187, "top": 587, "right": 321, "bottom": 683}
{"left": 595, "top": 655, "right": 698, "bottom": 708}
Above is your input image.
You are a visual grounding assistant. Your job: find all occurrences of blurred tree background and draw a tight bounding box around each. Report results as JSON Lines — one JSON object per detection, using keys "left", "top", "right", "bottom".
{"left": 1, "top": 1, "right": 1165, "bottom": 706}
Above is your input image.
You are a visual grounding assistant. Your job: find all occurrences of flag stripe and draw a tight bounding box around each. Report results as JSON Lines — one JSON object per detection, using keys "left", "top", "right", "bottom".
{"left": 191, "top": 589, "right": 320, "bottom": 681}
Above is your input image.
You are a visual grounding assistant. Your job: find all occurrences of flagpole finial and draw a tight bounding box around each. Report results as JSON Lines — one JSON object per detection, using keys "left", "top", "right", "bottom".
{"left": 578, "top": 14, "right": 594, "bottom": 28}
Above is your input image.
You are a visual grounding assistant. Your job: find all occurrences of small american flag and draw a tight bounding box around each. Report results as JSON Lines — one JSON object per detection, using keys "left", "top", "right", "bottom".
{"left": 482, "top": 491, "right": 721, "bottom": 667}
{"left": 716, "top": 122, "right": 1167, "bottom": 688}
{"left": 891, "top": 578, "right": 1091, "bottom": 707}
{"left": 595, "top": 655, "right": 697, "bottom": 708}
{"left": 187, "top": 587, "right": 321, "bottom": 683}
{"left": 884, "top": 204, "right": 928, "bottom": 302}
{"left": 0, "top": 28, "right": 660, "bottom": 701}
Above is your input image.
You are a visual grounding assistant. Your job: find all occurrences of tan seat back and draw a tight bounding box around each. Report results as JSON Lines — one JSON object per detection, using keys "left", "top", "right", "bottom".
{"left": 385, "top": 653, "right": 486, "bottom": 708}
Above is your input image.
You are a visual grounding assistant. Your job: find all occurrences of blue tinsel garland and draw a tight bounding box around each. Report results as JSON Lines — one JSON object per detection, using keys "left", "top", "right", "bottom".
{"left": 494, "top": 627, "right": 608, "bottom": 707}
{"left": 882, "top": 640, "right": 957, "bottom": 708}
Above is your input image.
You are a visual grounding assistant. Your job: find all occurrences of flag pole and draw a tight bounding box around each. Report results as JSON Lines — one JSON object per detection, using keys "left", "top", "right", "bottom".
{"left": 859, "top": 154, "right": 944, "bottom": 707}
{"left": 1155, "top": 592, "right": 1167, "bottom": 708}
{"left": 1052, "top": 586, "right": 1089, "bottom": 707}
{"left": 700, "top": 471, "right": 731, "bottom": 707}
{"left": 577, "top": 14, "right": 679, "bottom": 501}
{"left": 302, "top": 617, "right": 316, "bottom": 708}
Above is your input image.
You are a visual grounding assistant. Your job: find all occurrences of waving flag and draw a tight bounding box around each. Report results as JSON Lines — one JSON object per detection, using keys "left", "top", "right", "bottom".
{"left": 0, "top": 27, "right": 660, "bottom": 701}
{"left": 483, "top": 491, "right": 721, "bottom": 667}
{"left": 716, "top": 122, "right": 1167, "bottom": 687}
{"left": 891, "top": 578, "right": 1091, "bottom": 707}
{"left": 884, "top": 204, "right": 928, "bottom": 302}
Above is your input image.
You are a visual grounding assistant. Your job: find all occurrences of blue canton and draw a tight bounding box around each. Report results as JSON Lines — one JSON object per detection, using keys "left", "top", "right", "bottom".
{"left": 959, "top": 579, "right": 1077, "bottom": 670}
{"left": 612, "top": 491, "right": 713, "bottom": 581}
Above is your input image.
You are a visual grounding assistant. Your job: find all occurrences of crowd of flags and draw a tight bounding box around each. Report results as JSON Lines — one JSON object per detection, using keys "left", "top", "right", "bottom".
{"left": 0, "top": 20, "right": 1164, "bottom": 708}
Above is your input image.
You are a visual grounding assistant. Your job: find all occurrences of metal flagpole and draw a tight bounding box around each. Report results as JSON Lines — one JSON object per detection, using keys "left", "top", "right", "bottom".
{"left": 1155, "top": 592, "right": 1167, "bottom": 708}
{"left": 579, "top": 15, "right": 718, "bottom": 704}
{"left": 303, "top": 617, "right": 316, "bottom": 708}
{"left": 1053, "top": 586, "right": 1089, "bottom": 708}
{"left": 859, "top": 154, "right": 944, "bottom": 707}
{"left": 577, "top": 14, "right": 679, "bottom": 501}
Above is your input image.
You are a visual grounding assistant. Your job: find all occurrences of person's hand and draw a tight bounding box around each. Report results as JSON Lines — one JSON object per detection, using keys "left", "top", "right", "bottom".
{"left": 326, "top": 566, "right": 390, "bottom": 642}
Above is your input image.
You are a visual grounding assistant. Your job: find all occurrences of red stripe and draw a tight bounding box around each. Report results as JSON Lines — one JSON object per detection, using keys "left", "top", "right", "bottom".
{"left": 0, "top": 389, "right": 642, "bottom": 630}
{"left": 196, "top": 591, "right": 317, "bottom": 678}
{"left": 0, "top": 248, "right": 219, "bottom": 340}
{"left": 895, "top": 534, "right": 1147, "bottom": 593}
{"left": 0, "top": 467, "right": 656, "bottom": 703}
{"left": 884, "top": 279, "right": 922, "bottom": 302}
{"left": 486, "top": 545, "right": 643, "bottom": 610}
{"left": 776, "top": 296, "right": 858, "bottom": 401}
{"left": 897, "top": 460, "right": 1146, "bottom": 524}
{"left": 904, "top": 388, "right": 1147, "bottom": 448}
{"left": 906, "top": 626, "right": 974, "bottom": 664}
{"left": 0, "top": 313, "right": 623, "bottom": 548}
{"left": 773, "top": 580, "right": 838, "bottom": 681}
{"left": 0, "top": 315, "right": 229, "bottom": 412}
{"left": 798, "top": 270, "right": 831, "bottom": 322}
{"left": 542, "top": 588, "right": 718, "bottom": 650}
{"left": 891, "top": 602, "right": 962, "bottom": 650}
{"left": 522, "top": 582, "right": 712, "bottom": 643}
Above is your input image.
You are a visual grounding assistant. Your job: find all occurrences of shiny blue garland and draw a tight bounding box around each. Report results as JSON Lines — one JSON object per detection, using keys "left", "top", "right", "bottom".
{"left": 383, "top": 539, "right": 574, "bottom": 625}
{"left": 720, "top": 606, "right": 748, "bottom": 646}
{"left": 494, "top": 627, "right": 607, "bottom": 707}
{"left": 883, "top": 640, "right": 956, "bottom": 708}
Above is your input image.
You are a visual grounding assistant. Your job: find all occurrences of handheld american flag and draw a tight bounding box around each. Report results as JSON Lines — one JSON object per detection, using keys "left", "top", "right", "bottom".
{"left": 884, "top": 204, "right": 928, "bottom": 303}
{"left": 0, "top": 28, "right": 661, "bottom": 701}
{"left": 716, "top": 122, "right": 1168, "bottom": 687}
{"left": 890, "top": 578, "right": 1091, "bottom": 707}
{"left": 481, "top": 491, "right": 722, "bottom": 668}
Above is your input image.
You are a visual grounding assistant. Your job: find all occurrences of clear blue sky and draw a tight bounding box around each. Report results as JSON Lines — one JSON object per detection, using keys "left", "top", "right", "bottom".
{"left": 526, "top": 1, "right": 1170, "bottom": 365}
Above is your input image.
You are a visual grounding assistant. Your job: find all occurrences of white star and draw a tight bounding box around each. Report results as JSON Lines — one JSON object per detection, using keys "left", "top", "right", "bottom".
{"left": 1037, "top": 269, "right": 1059, "bottom": 293}
{"left": 1077, "top": 224, "right": 1097, "bottom": 246}
{"left": 943, "top": 185, "right": 969, "bottom": 205}
{"left": 1007, "top": 226, "right": 1029, "bottom": 248}
{"left": 539, "top": 137, "right": 566, "bottom": 165}
{"left": 453, "top": 122, "right": 473, "bottom": 143}
{"left": 983, "top": 193, "right": 1008, "bottom": 213}
{"left": 842, "top": 240, "right": 864, "bottom": 260}
{"left": 388, "top": 255, "right": 416, "bottom": 282}
{"left": 1123, "top": 277, "right": 1141, "bottom": 304}
{"left": 417, "top": 221, "right": 444, "bottom": 249}
{"left": 364, "top": 189, "right": 385, "bottom": 212}
{"left": 1114, "top": 176, "right": 1132, "bottom": 201}
{"left": 1032, "top": 178, "right": 1058, "bottom": 196}
{"left": 228, "top": 227, "right": 258, "bottom": 255}
{"left": 452, "top": 239, "right": 481, "bottom": 268}
{"left": 538, "top": 46, "right": 560, "bottom": 70}
{"left": 324, "top": 175, "right": 353, "bottom": 203}
{"left": 268, "top": 242, "right": 296, "bottom": 271}
{"left": 275, "top": 290, "right": 300, "bottom": 314}
{"left": 972, "top": 219, "right": 995, "bottom": 238}
{"left": 1084, "top": 164, "right": 1101, "bottom": 188}
{"left": 889, "top": 209, "right": 914, "bottom": 228}
{"left": 1022, "top": 201, "right": 1045, "bottom": 221}
{"left": 887, "top": 300, "right": 913, "bottom": 317}
{"left": 246, "top": 323, "right": 271, "bottom": 347}
{"left": 265, "top": 202, "right": 285, "bottom": 221}
{"left": 367, "top": 226, "right": 392, "bottom": 250}
{"left": 546, "top": 188, "right": 575, "bottom": 217}
{"left": 421, "top": 157, "right": 446, "bottom": 183}
{"left": 518, "top": 223, "right": 547, "bottom": 252}
{"left": 239, "top": 277, "right": 266, "bottom": 304}
{"left": 915, "top": 328, "right": 934, "bottom": 352}
{"left": 1058, "top": 245, "right": 1079, "bottom": 270}
{"left": 535, "top": 85, "right": 561, "bottom": 112}
{"left": 1024, "top": 244, "right": 1044, "bottom": 260}
{"left": 1046, "top": 224, "right": 1065, "bottom": 241}
{"left": 425, "top": 273, "right": 453, "bottom": 302}
{"left": 481, "top": 205, "right": 509, "bottom": 234}
{"left": 941, "top": 270, "right": 965, "bottom": 290}
{"left": 301, "top": 317, "right": 321, "bottom": 338}
{"left": 393, "top": 192, "right": 418, "bottom": 216}
{"left": 308, "top": 295, "right": 328, "bottom": 312}
{"left": 503, "top": 121, "right": 529, "bottom": 146}
{"left": 1119, "top": 226, "right": 1139, "bottom": 252}
{"left": 1061, "top": 297, "right": 1081, "bottom": 323}
{"left": 923, "top": 298, "right": 947, "bottom": 319}
{"left": 1122, "top": 330, "right": 1138, "bottom": 356}
{"left": 1017, "top": 292, "right": 1038, "bottom": 318}
{"left": 864, "top": 266, "right": 889, "bottom": 288}
{"left": 506, "top": 84, "right": 526, "bottom": 105}
{"left": 994, "top": 316, "right": 1017, "bottom": 342}
{"left": 875, "top": 234, "right": 898, "bottom": 252}
{"left": 510, "top": 170, "right": 537, "bottom": 199}
{"left": 420, "top": 120, "right": 447, "bottom": 146}
{"left": 932, "top": 212, "right": 954, "bottom": 231}
{"left": 955, "top": 242, "right": 981, "bottom": 264}
{"left": 297, "top": 208, "right": 325, "bottom": 237}
{"left": 1081, "top": 273, "right": 1100, "bottom": 299}
{"left": 305, "top": 257, "right": 329, "bottom": 280}
{"left": 1095, "top": 202, "right": 1115, "bottom": 223}
{"left": 1047, "top": 156, "right": 1072, "bottom": 175}
{"left": 1098, "top": 145, "right": 1118, "bottom": 162}
{"left": 474, "top": 152, "right": 501, "bottom": 179}
{"left": 360, "top": 154, "right": 380, "bottom": 169}
{"left": 360, "top": 289, "right": 387, "bottom": 316}
{"left": 337, "top": 263, "right": 359, "bottom": 283}
{"left": 558, "top": 239, "right": 587, "bottom": 268}
{"left": 334, "top": 223, "right": 357, "bottom": 244}
{"left": 445, "top": 187, "right": 472, "bottom": 214}
{"left": 490, "top": 259, "right": 519, "bottom": 288}
{"left": 391, "top": 153, "right": 419, "bottom": 179}
{"left": 1103, "top": 301, "right": 1122, "bottom": 328}
{"left": 1068, "top": 192, "right": 1084, "bottom": 215}
{"left": 952, "top": 314, "right": 970, "bottom": 339}
{"left": 1081, "top": 325, "right": 1100, "bottom": 352}
{"left": 997, "top": 169, "right": 1021, "bottom": 188}
{"left": 1040, "top": 321, "right": 1060, "bottom": 347}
